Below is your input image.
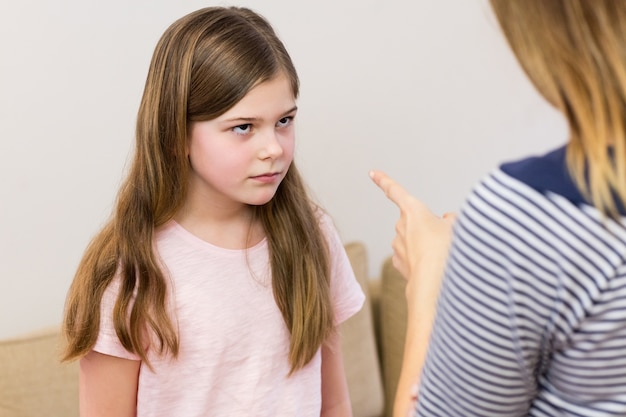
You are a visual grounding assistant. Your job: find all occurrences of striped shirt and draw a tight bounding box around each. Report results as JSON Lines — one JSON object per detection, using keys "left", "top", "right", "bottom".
{"left": 416, "top": 146, "right": 626, "bottom": 416}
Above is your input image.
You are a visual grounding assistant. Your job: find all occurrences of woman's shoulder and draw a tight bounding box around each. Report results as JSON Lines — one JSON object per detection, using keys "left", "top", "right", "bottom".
{"left": 498, "top": 144, "right": 588, "bottom": 206}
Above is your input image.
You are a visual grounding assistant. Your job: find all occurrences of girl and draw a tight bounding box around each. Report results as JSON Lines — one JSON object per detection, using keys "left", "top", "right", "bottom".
{"left": 62, "top": 7, "right": 364, "bottom": 417}
{"left": 372, "top": 0, "right": 626, "bottom": 416}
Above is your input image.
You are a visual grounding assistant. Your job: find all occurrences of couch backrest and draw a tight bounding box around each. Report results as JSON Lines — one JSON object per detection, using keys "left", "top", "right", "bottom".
{"left": 0, "top": 242, "right": 389, "bottom": 417}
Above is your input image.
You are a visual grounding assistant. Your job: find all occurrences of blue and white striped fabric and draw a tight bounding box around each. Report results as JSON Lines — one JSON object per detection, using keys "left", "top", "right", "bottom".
{"left": 416, "top": 146, "right": 626, "bottom": 416}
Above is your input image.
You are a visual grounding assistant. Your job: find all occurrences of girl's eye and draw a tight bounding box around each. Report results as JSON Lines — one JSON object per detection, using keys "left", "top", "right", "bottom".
{"left": 276, "top": 116, "right": 293, "bottom": 128}
{"left": 232, "top": 124, "right": 251, "bottom": 135}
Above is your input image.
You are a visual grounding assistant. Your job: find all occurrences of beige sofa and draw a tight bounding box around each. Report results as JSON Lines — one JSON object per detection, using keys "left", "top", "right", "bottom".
{"left": 0, "top": 241, "right": 407, "bottom": 417}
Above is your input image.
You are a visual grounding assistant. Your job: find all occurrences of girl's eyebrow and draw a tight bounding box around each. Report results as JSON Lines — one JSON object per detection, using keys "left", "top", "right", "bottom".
{"left": 223, "top": 106, "right": 298, "bottom": 123}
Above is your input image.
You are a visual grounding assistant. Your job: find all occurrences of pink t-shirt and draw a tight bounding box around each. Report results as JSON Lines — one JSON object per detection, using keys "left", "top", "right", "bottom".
{"left": 93, "top": 213, "right": 365, "bottom": 417}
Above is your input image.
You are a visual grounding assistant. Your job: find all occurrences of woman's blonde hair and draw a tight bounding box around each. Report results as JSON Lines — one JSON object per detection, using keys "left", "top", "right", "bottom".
{"left": 490, "top": 0, "right": 626, "bottom": 217}
{"left": 62, "top": 6, "right": 333, "bottom": 374}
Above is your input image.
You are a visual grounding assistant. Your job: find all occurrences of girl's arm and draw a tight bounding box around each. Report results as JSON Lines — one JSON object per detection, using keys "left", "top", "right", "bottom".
{"left": 320, "top": 330, "right": 353, "bottom": 417}
{"left": 79, "top": 350, "right": 140, "bottom": 417}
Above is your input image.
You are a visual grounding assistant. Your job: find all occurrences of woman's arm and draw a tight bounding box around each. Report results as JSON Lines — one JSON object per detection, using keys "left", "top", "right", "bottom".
{"left": 370, "top": 170, "right": 455, "bottom": 417}
{"left": 79, "top": 350, "right": 140, "bottom": 417}
{"left": 320, "top": 330, "right": 353, "bottom": 417}
{"left": 393, "top": 260, "right": 449, "bottom": 417}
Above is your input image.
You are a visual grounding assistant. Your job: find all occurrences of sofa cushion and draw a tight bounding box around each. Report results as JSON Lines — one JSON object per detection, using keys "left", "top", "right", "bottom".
{"left": 0, "top": 326, "right": 78, "bottom": 417}
{"left": 341, "top": 242, "right": 385, "bottom": 417}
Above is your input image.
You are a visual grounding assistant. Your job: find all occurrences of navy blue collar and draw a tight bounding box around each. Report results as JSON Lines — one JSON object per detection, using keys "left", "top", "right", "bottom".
{"left": 499, "top": 145, "right": 626, "bottom": 215}
{"left": 501, "top": 146, "right": 585, "bottom": 204}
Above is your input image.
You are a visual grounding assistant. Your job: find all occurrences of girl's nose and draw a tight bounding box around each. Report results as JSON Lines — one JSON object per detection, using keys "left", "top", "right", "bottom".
{"left": 258, "top": 130, "right": 284, "bottom": 160}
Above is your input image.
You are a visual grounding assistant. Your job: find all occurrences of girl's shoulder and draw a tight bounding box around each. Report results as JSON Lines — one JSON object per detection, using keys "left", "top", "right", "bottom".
{"left": 313, "top": 206, "right": 344, "bottom": 245}
{"left": 313, "top": 205, "right": 331, "bottom": 227}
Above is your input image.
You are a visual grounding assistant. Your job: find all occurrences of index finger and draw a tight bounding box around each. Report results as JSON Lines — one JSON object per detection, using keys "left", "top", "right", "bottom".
{"left": 369, "top": 170, "right": 410, "bottom": 207}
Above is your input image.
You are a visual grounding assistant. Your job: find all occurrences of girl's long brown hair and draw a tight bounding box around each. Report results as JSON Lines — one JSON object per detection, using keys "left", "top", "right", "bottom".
{"left": 62, "top": 6, "right": 333, "bottom": 373}
{"left": 489, "top": 0, "right": 626, "bottom": 217}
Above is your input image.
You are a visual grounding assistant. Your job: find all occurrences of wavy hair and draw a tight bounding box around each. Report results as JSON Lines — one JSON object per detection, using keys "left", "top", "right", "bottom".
{"left": 490, "top": 0, "right": 626, "bottom": 217}
{"left": 62, "top": 7, "right": 333, "bottom": 374}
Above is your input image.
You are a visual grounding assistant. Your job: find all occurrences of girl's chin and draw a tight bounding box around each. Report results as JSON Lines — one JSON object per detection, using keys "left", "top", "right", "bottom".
{"left": 246, "top": 193, "right": 279, "bottom": 207}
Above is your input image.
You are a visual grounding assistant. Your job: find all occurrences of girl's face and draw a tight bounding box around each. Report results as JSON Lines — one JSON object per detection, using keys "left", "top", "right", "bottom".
{"left": 185, "top": 73, "right": 297, "bottom": 211}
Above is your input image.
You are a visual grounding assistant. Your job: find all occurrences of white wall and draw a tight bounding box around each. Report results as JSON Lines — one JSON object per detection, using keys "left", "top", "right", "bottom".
{"left": 0, "top": 0, "right": 566, "bottom": 339}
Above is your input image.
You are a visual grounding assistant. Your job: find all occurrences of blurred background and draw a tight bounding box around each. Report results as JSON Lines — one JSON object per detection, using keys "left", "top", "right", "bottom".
{"left": 0, "top": 0, "right": 566, "bottom": 338}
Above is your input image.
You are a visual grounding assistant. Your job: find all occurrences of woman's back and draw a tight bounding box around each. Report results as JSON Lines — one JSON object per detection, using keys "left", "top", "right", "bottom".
{"left": 417, "top": 146, "right": 626, "bottom": 416}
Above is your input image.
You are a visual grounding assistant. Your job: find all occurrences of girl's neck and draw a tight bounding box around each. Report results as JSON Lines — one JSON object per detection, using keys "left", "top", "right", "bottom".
{"left": 173, "top": 202, "right": 264, "bottom": 250}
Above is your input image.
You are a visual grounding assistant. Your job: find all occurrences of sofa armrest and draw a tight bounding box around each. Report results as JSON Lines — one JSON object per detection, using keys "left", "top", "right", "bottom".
{"left": 341, "top": 242, "right": 385, "bottom": 417}
{"left": 378, "top": 258, "right": 408, "bottom": 417}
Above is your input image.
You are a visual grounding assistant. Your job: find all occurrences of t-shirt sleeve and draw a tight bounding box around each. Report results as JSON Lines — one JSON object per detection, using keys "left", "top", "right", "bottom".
{"left": 92, "top": 276, "right": 141, "bottom": 361}
{"left": 319, "top": 212, "right": 366, "bottom": 325}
